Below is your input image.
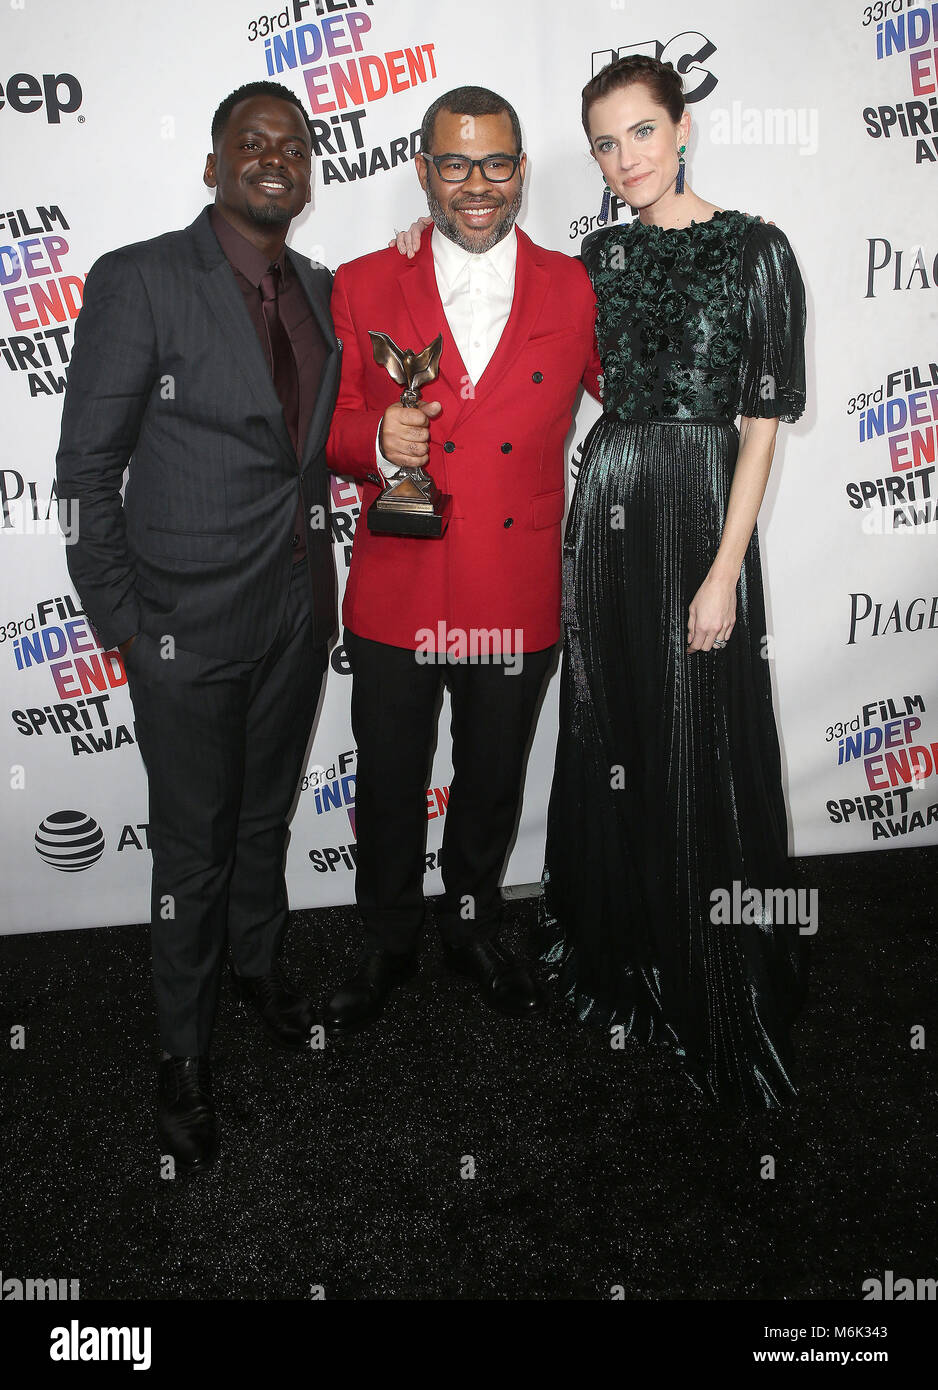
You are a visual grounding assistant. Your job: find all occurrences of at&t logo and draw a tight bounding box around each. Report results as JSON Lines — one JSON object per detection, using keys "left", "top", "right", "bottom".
{"left": 34, "top": 810, "right": 104, "bottom": 871}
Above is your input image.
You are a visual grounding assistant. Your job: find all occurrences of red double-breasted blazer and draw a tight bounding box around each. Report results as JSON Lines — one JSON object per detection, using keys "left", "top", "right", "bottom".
{"left": 326, "top": 227, "right": 600, "bottom": 653}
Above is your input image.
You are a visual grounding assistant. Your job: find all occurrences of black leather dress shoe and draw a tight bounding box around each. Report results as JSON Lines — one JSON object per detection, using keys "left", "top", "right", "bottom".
{"left": 324, "top": 950, "right": 417, "bottom": 1034}
{"left": 231, "top": 965, "right": 317, "bottom": 1048}
{"left": 157, "top": 1056, "right": 219, "bottom": 1176}
{"left": 443, "top": 936, "right": 547, "bottom": 1017}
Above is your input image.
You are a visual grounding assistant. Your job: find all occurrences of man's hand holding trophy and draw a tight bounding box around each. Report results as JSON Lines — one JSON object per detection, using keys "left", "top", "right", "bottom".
{"left": 368, "top": 331, "right": 452, "bottom": 537}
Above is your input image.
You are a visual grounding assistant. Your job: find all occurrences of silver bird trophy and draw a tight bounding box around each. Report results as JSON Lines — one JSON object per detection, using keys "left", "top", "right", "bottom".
{"left": 367, "top": 331, "right": 451, "bottom": 537}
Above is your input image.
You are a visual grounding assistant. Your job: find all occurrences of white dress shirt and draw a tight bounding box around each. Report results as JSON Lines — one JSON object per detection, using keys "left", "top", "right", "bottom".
{"left": 376, "top": 224, "right": 518, "bottom": 475}
{"left": 431, "top": 222, "right": 517, "bottom": 384}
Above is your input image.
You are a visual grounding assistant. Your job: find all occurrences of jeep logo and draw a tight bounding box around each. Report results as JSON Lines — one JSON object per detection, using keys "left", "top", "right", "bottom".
{"left": 0, "top": 72, "right": 83, "bottom": 124}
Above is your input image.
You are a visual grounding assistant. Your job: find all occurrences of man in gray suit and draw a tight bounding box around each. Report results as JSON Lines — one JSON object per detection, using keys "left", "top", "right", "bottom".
{"left": 56, "top": 82, "right": 340, "bottom": 1175}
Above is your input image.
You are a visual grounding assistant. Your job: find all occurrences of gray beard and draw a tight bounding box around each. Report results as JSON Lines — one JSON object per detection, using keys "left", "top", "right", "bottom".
{"left": 426, "top": 183, "right": 523, "bottom": 253}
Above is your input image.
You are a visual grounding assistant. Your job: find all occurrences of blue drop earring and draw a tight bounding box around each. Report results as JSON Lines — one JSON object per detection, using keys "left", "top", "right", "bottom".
{"left": 598, "top": 178, "right": 611, "bottom": 224}
{"left": 675, "top": 144, "right": 686, "bottom": 195}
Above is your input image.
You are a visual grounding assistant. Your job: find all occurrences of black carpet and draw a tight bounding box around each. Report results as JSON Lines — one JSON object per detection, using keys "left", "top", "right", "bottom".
{"left": 0, "top": 846, "right": 935, "bottom": 1302}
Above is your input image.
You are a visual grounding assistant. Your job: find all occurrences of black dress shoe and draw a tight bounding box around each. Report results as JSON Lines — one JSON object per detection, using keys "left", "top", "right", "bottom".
{"left": 231, "top": 965, "right": 317, "bottom": 1048}
{"left": 157, "top": 1056, "right": 219, "bottom": 1176}
{"left": 324, "top": 950, "right": 417, "bottom": 1034}
{"left": 443, "top": 936, "right": 547, "bottom": 1017}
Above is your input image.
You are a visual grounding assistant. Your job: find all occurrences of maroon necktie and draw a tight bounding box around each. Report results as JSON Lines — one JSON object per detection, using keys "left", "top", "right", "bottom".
{"left": 260, "top": 265, "right": 299, "bottom": 456}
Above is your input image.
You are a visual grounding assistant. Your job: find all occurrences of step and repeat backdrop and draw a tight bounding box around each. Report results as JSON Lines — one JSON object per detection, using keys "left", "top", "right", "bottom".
{"left": 1, "top": 0, "right": 935, "bottom": 933}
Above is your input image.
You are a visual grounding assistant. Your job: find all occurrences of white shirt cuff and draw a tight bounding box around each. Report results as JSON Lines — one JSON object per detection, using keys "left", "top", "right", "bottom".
{"left": 376, "top": 423, "right": 403, "bottom": 484}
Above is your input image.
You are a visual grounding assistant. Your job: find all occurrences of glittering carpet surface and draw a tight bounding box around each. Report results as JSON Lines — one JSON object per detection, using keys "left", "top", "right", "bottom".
{"left": 0, "top": 847, "right": 935, "bottom": 1301}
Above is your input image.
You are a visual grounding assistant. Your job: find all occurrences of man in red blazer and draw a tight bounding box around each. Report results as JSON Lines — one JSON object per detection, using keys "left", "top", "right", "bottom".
{"left": 325, "top": 86, "right": 600, "bottom": 1030}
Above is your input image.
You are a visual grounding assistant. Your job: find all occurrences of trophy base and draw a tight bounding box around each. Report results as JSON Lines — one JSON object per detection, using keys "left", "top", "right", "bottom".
{"left": 367, "top": 492, "right": 451, "bottom": 537}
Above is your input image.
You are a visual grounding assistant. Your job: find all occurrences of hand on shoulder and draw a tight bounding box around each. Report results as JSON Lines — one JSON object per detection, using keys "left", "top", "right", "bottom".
{"left": 388, "top": 215, "right": 433, "bottom": 259}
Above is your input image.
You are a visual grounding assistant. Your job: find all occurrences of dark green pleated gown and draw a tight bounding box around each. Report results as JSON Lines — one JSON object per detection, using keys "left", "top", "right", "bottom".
{"left": 541, "top": 211, "right": 808, "bottom": 1109}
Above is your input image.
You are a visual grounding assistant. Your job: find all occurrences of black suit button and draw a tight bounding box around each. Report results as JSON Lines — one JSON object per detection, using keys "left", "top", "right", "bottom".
{"left": 292, "top": 534, "right": 300, "bottom": 548}
{"left": 443, "top": 440, "right": 455, "bottom": 453}
{"left": 501, "top": 442, "right": 512, "bottom": 454}
{"left": 504, "top": 517, "right": 514, "bottom": 528}
{"left": 532, "top": 371, "right": 543, "bottom": 383}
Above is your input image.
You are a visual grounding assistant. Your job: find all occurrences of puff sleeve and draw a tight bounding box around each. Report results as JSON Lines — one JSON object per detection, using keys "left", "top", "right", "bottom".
{"left": 736, "top": 222, "right": 806, "bottom": 423}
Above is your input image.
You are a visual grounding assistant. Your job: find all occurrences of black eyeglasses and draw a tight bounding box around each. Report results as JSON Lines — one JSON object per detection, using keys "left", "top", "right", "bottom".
{"left": 422, "top": 153, "right": 523, "bottom": 183}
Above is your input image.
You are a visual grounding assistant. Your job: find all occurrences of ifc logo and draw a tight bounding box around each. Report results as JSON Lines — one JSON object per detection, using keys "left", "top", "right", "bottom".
{"left": 35, "top": 810, "right": 105, "bottom": 871}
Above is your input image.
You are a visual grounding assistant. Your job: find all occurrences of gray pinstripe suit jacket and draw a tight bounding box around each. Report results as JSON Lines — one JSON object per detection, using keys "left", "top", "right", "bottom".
{"left": 56, "top": 206, "right": 340, "bottom": 659}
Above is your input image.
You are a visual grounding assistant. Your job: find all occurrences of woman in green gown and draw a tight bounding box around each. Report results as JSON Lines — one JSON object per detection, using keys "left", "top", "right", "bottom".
{"left": 540, "top": 54, "right": 808, "bottom": 1109}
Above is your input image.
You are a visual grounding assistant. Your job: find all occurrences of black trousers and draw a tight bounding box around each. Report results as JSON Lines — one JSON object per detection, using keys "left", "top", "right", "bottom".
{"left": 125, "top": 561, "right": 327, "bottom": 1055}
{"left": 345, "top": 629, "right": 554, "bottom": 955}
